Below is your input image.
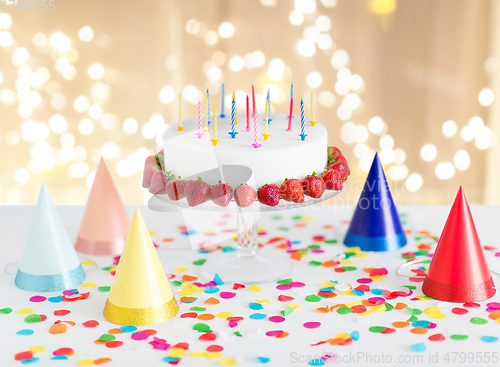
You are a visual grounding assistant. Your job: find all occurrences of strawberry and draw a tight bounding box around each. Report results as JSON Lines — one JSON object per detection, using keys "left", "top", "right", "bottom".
{"left": 184, "top": 178, "right": 210, "bottom": 207}
{"left": 327, "top": 161, "right": 350, "bottom": 183}
{"left": 149, "top": 170, "right": 168, "bottom": 195}
{"left": 257, "top": 184, "right": 280, "bottom": 206}
{"left": 234, "top": 184, "right": 256, "bottom": 207}
{"left": 280, "top": 178, "right": 304, "bottom": 203}
{"left": 166, "top": 179, "right": 187, "bottom": 200}
{"left": 301, "top": 173, "right": 325, "bottom": 198}
{"left": 145, "top": 154, "right": 158, "bottom": 168}
{"left": 327, "top": 146, "right": 348, "bottom": 166}
{"left": 210, "top": 181, "right": 233, "bottom": 207}
{"left": 321, "top": 169, "right": 343, "bottom": 190}
{"left": 142, "top": 164, "right": 159, "bottom": 188}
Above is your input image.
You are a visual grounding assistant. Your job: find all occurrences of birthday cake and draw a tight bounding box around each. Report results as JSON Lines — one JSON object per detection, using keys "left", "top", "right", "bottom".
{"left": 143, "top": 102, "right": 349, "bottom": 207}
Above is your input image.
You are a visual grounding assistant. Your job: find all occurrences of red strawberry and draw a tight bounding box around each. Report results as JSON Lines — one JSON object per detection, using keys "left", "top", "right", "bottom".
{"left": 280, "top": 178, "right": 304, "bottom": 203}
{"left": 321, "top": 169, "right": 343, "bottom": 190}
{"left": 210, "top": 181, "right": 233, "bottom": 207}
{"left": 142, "top": 164, "right": 159, "bottom": 188}
{"left": 149, "top": 170, "right": 168, "bottom": 194}
{"left": 257, "top": 184, "right": 280, "bottom": 206}
{"left": 145, "top": 154, "right": 158, "bottom": 168}
{"left": 166, "top": 179, "right": 186, "bottom": 200}
{"left": 234, "top": 184, "right": 256, "bottom": 207}
{"left": 184, "top": 179, "right": 210, "bottom": 207}
{"left": 301, "top": 174, "right": 326, "bottom": 198}
{"left": 327, "top": 161, "right": 350, "bottom": 183}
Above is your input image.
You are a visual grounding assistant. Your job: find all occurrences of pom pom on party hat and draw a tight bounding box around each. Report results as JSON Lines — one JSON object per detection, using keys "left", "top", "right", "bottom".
{"left": 76, "top": 157, "right": 129, "bottom": 255}
{"left": 422, "top": 186, "right": 495, "bottom": 302}
{"left": 15, "top": 184, "right": 85, "bottom": 292}
{"left": 344, "top": 152, "right": 407, "bottom": 252}
{"left": 103, "top": 207, "right": 179, "bottom": 326}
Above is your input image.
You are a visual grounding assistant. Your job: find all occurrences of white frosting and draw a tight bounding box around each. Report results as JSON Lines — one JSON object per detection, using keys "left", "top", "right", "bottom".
{"left": 163, "top": 113, "right": 328, "bottom": 189}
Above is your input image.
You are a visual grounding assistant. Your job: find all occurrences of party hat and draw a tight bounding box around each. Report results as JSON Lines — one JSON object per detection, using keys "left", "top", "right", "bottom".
{"left": 344, "top": 152, "right": 407, "bottom": 251}
{"left": 76, "top": 157, "right": 129, "bottom": 255}
{"left": 422, "top": 187, "right": 495, "bottom": 302}
{"left": 15, "top": 184, "right": 85, "bottom": 292}
{"left": 103, "top": 207, "right": 178, "bottom": 325}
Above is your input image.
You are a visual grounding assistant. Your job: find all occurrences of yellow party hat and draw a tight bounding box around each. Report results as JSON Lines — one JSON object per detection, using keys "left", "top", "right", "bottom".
{"left": 103, "top": 207, "right": 178, "bottom": 325}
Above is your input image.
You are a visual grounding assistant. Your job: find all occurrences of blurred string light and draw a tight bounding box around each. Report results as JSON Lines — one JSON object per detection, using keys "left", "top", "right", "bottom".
{"left": 435, "top": 162, "right": 455, "bottom": 180}
{"left": 405, "top": 173, "right": 423, "bottom": 192}
{"left": 478, "top": 87, "right": 494, "bottom": 106}
{"left": 78, "top": 26, "right": 94, "bottom": 42}
{"left": 454, "top": 150, "right": 470, "bottom": 171}
{"left": 420, "top": 144, "right": 437, "bottom": 162}
{"left": 442, "top": 120, "right": 457, "bottom": 138}
{"left": 219, "top": 22, "right": 234, "bottom": 38}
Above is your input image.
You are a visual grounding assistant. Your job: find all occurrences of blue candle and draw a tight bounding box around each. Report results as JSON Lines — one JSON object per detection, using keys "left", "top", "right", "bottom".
{"left": 228, "top": 93, "right": 238, "bottom": 138}
{"left": 299, "top": 98, "right": 307, "bottom": 141}
{"left": 221, "top": 83, "right": 226, "bottom": 117}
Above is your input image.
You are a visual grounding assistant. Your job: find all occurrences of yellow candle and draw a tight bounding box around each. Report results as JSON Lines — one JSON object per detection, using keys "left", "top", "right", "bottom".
{"left": 178, "top": 93, "right": 183, "bottom": 131}
{"left": 309, "top": 91, "right": 317, "bottom": 126}
{"left": 210, "top": 105, "right": 219, "bottom": 146}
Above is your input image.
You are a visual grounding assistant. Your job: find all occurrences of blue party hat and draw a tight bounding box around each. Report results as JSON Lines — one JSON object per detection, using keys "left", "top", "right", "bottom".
{"left": 15, "top": 184, "right": 85, "bottom": 292}
{"left": 344, "top": 153, "right": 407, "bottom": 252}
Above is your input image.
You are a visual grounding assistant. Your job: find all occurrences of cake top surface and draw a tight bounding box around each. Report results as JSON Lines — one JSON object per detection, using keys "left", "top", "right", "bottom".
{"left": 163, "top": 113, "right": 327, "bottom": 152}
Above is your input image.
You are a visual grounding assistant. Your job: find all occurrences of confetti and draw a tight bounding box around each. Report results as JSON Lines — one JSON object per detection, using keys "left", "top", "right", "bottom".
{"left": 269, "top": 316, "right": 285, "bottom": 323}
{"left": 303, "top": 322, "right": 321, "bottom": 329}
{"left": 17, "top": 308, "right": 34, "bottom": 315}
{"left": 120, "top": 326, "right": 137, "bottom": 333}
{"left": 0, "top": 307, "right": 13, "bottom": 314}
{"left": 451, "top": 308, "right": 468, "bottom": 315}
{"left": 248, "top": 285, "right": 263, "bottom": 292}
{"left": 470, "top": 317, "right": 488, "bottom": 325}
{"left": 24, "top": 314, "right": 42, "bottom": 323}
{"left": 220, "top": 359, "right": 237, "bottom": 366}
{"left": 450, "top": 334, "right": 468, "bottom": 340}
{"left": 428, "top": 333, "right": 445, "bottom": 341}
{"left": 81, "top": 281, "right": 97, "bottom": 287}
{"left": 205, "top": 297, "right": 220, "bottom": 305}
{"left": 98, "top": 286, "right": 111, "bottom": 292}
{"left": 175, "top": 267, "right": 189, "bottom": 273}
{"left": 49, "top": 323, "right": 67, "bottom": 334}
{"left": 199, "top": 332, "right": 216, "bottom": 341}
{"left": 198, "top": 314, "right": 215, "bottom": 321}
{"left": 53, "top": 347, "right": 74, "bottom": 356}
{"left": 410, "top": 343, "right": 426, "bottom": 352}
{"left": 131, "top": 331, "right": 150, "bottom": 340}
{"left": 220, "top": 292, "right": 236, "bottom": 299}
{"left": 82, "top": 320, "right": 99, "bottom": 328}
{"left": 29, "top": 296, "right": 46, "bottom": 303}
{"left": 16, "top": 329, "right": 34, "bottom": 335}
{"left": 481, "top": 336, "right": 499, "bottom": 343}
{"left": 105, "top": 341, "right": 123, "bottom": 348}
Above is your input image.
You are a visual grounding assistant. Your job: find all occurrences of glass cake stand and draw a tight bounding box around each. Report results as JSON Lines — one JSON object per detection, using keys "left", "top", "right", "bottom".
{"left": 149, "top": 188, "right": 344, "bottom": 284}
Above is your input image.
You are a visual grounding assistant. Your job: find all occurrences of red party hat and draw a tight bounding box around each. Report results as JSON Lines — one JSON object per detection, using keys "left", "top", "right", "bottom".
{"left": 422, "top": 187, "right": 495, "bottom": 302}
{"left": 75, "top": 158, "right": 130, "bottom": 255}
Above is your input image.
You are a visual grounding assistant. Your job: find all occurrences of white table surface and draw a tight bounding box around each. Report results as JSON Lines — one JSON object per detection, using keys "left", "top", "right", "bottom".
{"left": 1, "top": 205, "right": 500, "bottom": 367}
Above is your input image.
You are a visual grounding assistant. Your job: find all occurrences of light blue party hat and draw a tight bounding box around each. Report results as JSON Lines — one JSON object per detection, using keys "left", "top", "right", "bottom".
{"left": 15, "top": 184, "right": 85, "bottom": 292}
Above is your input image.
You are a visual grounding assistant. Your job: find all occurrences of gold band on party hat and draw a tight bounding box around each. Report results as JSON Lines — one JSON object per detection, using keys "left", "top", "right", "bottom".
{"left": 103, "top": 297, "right": 179, "bottom": 326}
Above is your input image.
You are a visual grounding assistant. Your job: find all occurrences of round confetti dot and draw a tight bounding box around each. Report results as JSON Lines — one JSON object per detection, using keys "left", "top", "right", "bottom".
{"left": 29, "top": 296, "right": 47, "bottom": 303}
{"left": 49, "top": 323, "right": 67, "bottom": 334}
{"left": 98, "top": 334, "right": 116, "bottom": 342}
{"left": 205, "top": 297, "right": 220, "bottom": 305}
{"left": 481, "top": 336, "right": 499, "bottom": 343}
{"left": 451, "top": 307, "right": 469, "bottom": 315}
{"left": 94, "top": 358, "right": 112, "bottom": 365}
{"left": 15, "top": 351, "right": 33, "bottom": 361}
{"left": 16, "top": 329, "right": 34, "bottom": 335}
{"left": 369, "top": 326, "right": 386, "bottom": 333}
{"left": 303, "top": 322, "right": 321, "bottom": 329}
{"left": 207, "top": 345, "right": 223, "bottom": 352}
{"left": 0, "top": 307, "right": 13, "bottom": 314}
{"left": 428, "top": 333, "right": 446, "bottom": 341}
{"left": 53, "top": 347, "right": 74, "bottom": 356}
{"left": 29, "top": 346, "right": 46, "bottom": 353}
{"left": 77, "top": 360, "right": 94, "bottom": 366}
{"left": 463, "top": 302, "right": 481, "bottom": 308}
{"left": 54, "top": 310, "right": 71, "bottom": 316}
{"left": 120, "top": 326, "right": 137, "bottom": 333}
{"left": 174, "top": 267, "right": 189, "bottom": 273}
{"left": 193, "top": 323, "right": 212, "bottom": 332}
{"left": 82, "top": 320, "right": 99, "bottom": 328}
{"left": 410, "top": 327, "right": 428, "bottom": 334}
{"left": 410, "top": 343, "right": 426, "bottom": 352}
{"left": 305, "top": 294, "right": 322, "bottom": 302}
{"left": 265, "top": 330, "right": 283, "bottom": 337}
{"left": 216, "top": 312, "right": 232, "bottom": 319}
{"left": 220, "top": 292, "right": 236, "bottom": 299}
{"left": 81, "top": 281, "right": 97, "bottom": 287}
{"left": 105, "top": 341, "right": 123, "bottom": 348}
{"left": 412, "top": 320, "right": 431, "bottom": 328}
{"left": 249, "top": 313, "right": 267, "bottom": 320}
{"left": 269, "top": 316, "right": 285, "bottom": 323}
{"left": 131, "top": 331, "right": 150, "bottom": 340}
{"left": 392, "top": 322, "right": 410, "bottom": 328}
{"left": 204, "top": 287, "right": 220, "bottom": 294}
{"left": 471, "top": 317, "right": 488, "bottom": 325}
{"left": 181, "top": 312, "right": 198, "bottom": 319}
{"left": 249, "top": 303, "right": 263, "bottom": 310}
{"left": 450, "top": 334, "right": 468, "bottom": 340}
{"left": 220, "top": 359, "right": 237, "bottom": 366}
{"left": 198, "top": 314, "right": 215, "bottom": 321}
{"left": 336, "top": 307, "right": 352, "bottom": 315}
{"left": 24, "top": 314, "right": 42, "bottom": 323}
{"left": 206, "top": 352, "right": 224, "bottom": 359}
{"left": 199, "top": 332, "right": 216, "bottom": 341}
{"left": 17, "top": 308, "right": 34, "bottom": 315}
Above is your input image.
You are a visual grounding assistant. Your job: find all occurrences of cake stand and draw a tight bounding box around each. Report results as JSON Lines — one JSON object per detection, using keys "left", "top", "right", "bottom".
{"left": 149, "top": 188, "right": 343, "bottom": 284}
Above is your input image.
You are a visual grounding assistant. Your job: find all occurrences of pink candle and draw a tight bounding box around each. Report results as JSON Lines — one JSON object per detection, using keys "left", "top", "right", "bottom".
{"left": 246, "top": 95, "right": 250, "bottom": 131}
{"left": 196, "top": 100, "right": 203, "bottom": 138}
{"left": 287, "top": 97, "right": 293, "bottom": 131}
{"left": 252, "top": 84, "right": 256, "bottom": 116}
{"left": 252, "top": 112, "right": 261, "bottom": 148}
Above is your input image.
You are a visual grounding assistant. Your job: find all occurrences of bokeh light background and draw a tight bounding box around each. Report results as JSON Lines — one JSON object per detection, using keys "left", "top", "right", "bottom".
{"left": 1, "top": 0, "right": 499, "bottom": 205}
